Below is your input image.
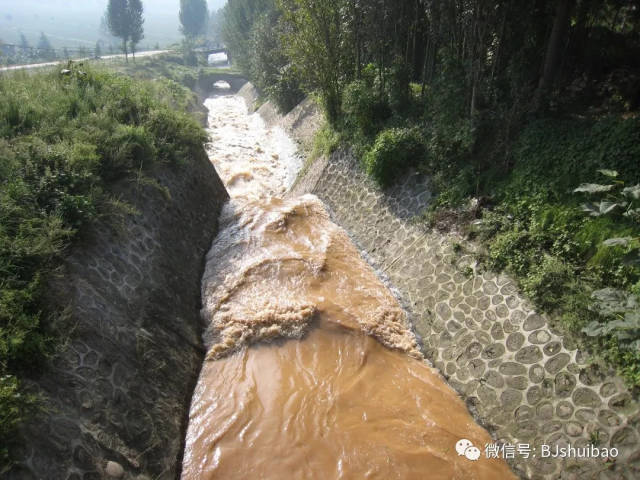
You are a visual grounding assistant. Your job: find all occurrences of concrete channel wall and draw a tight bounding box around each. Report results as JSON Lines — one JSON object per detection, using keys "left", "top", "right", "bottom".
{"left": 9, "top": 148, "right": 228, "bottom": 479}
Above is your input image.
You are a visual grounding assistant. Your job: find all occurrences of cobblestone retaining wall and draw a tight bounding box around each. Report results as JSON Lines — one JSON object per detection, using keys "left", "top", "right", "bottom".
{"left": 291, "top": 149, "right": 640, "bottom": 479}
{"left": 9, "top": 150, "right": 228, "bottom": 479}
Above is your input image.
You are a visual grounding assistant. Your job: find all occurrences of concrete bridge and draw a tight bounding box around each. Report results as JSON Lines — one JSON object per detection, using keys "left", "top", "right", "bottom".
{"left": 194, "top": 47, "right": 232, "bottom": 64}
{"left": 197, "top": 71, "right": 247, "bottom": 93}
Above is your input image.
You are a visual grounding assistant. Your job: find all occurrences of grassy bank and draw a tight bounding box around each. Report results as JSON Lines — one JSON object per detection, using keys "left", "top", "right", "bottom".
{"left": 470, "top": 117, "right": 640, "bottom": 387}
{"left": 113, "top": 53, "right": 240, "bottom": 83}
{"left": 0, "top": 63, "right": 207, "bottom": 466}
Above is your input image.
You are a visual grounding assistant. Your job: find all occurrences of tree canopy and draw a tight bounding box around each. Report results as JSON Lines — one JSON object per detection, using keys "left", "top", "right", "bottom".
{"left": 179, "top": 0, "right": 208, "bottom": 39}
{"left": 223, "top": 0, "right": 640, "bottom": 119}
{"left": 129, "top": 0, "right": 145, "bottom": 58}
{"left": 105, "top": 0, "right": 145, "bottom": 62}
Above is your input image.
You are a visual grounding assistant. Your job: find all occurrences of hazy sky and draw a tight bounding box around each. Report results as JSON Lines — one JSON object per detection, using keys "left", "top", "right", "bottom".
{"left": 0, "top": 0, "right": 227, "bottom": 48}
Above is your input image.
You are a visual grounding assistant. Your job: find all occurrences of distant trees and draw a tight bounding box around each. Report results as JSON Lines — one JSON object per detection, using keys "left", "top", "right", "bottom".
{"left": 37, "top": 32, "right": 54, "bottom": 61}
{"left": 179, "top": 0, "right": 208, "bottom": 65}
{"left": 105, "top": 0, "right": 145, "bottom": 62}
{"left": 106, "top": 0, "right": 129, "bottom": 59}
{"left": 129, "top": 0, "right": 144, "bottom": 59}
{"left": 18, "top": 33, "right": 30, "bottom": 59}
{"left": 179, "top": 0, "right": 208, "bottom": 39}
{"left": 19, "top": 33, "right": 29, "bottom": 50}
{"left": 207, "top": 8, "right": 224, "bottom": 47}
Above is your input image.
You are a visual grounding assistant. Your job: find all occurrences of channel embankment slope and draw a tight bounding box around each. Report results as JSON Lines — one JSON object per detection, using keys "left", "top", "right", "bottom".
{"left": 9, "top": 149, "right": 228, "bottom": 479}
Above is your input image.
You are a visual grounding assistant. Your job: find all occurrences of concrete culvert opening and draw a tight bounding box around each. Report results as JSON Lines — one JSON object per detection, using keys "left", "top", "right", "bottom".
{"left": 213, "top": 80, "right": 232, "bottom": 91}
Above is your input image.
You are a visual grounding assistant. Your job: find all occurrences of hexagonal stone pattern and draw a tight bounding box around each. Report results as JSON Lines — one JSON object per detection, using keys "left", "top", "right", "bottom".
{"left": 7, "top": 156, "right": 229, "bottom": 479}
{"left": 292, "top": 150, "right": 640, "bottom": 479}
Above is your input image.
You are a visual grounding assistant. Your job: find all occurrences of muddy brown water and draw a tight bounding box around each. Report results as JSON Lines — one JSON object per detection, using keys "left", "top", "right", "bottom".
{"left": 181, "top": 94, "right": 515, "bottom": 479}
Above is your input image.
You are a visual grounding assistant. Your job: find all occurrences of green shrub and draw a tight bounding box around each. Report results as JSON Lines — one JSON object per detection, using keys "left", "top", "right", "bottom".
{"left": 342, "top": 78, "right": 390, "bottom": 137}
{"left": 425, "top": 117, "right": 475, "bottom": 169}
{"left": 0, "top": 375, "right": 37, "bottom": 466}
{"left": 310, "top": 122, "right": 341, "bottom": 160}
{"left": 487, "top": 228, "right": 536, "bottom": 276}
{"left": 430, "top": 166, "right": 476, "bottom": 209}
{"left": 521, "top": 255, "right": 575, "bottom": 311}
{"left": 101, "top": 125, "right": 157, "bottom": 179}
{"left": 363, "top": 127, "right": 425, "bottom": 187}
{"left": 264, "top": 65, "right": 305, "bottom": 114}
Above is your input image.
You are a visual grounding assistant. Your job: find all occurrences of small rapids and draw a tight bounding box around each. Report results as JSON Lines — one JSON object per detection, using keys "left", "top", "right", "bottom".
{"left": 181, "top": 92, "right": 514, "bottom": 479}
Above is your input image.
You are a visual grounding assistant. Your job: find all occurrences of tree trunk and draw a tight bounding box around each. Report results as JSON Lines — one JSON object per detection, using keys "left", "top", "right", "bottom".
{"left": 490, "top": 1, "right": 509, "bottom": 83}
{"left": 354, "top": 1, "right": 361, "bottom": 78}
{"left": 421, "top": 36, "right": 430, "bottom": 97}
{"left": 123, "top": 39, "right": 128, "bottom": 63}
{"left": 535, "top": 0, "right": 573, "bottom": 102}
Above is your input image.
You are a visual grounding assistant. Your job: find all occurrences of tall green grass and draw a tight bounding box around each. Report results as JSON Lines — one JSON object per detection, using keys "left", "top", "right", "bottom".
{"left": 0, "top": 64, "right": 207, "bottom": 465}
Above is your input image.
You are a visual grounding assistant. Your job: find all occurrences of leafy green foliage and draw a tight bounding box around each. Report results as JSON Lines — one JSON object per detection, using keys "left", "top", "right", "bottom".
{"left": 475, "top": 154, "right": 640, "bottom": 385}
{"left": 0, "top": 375, "right": 37, "bottom": 467}
{"left": 180, "top": 0, "right": 208, "bottom": 39}
{"left": 363, "top": 128, "right": 424, "bottom": 188}
{"left": 342, "top": 73, "right": 391, "bottom": 138}
{"left": 568, "top": 169, "right": 640, "bottom": 351}
{"left": 0, "top": 64, "right": 206, "bottom": 464}
{"left": 575, "top": 170, "right": 640, "bottom": 225}
{"left": 423, "top": 57, "right": 476, "bottom": 169}
{"left": 278, "top": 0, "right": 350, "bottom": 124}
{"left": 105, "top": 0, "right": 145, "bottom": 61}
{"left": 248, "top": 11, "right": 304, "bottom": 113}
{"left": 504, "top": 116, "right": 640, "bottom": 200}
{"left": 584, "top": 288, "right": 640, "bottom": 349}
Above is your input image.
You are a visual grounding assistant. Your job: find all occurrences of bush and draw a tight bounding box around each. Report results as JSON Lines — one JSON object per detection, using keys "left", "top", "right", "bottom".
{"left": 342, "top": 78, "right": 390, "bottom": 137}
{"left": 363, "top": 127, "right": 425, "bottom": 187}
{"left": 264, "top": 65, "right": 305, "bottom": 114}
{"left": 430, "top": 166, "right": 476, "bottom": 209}
{"left": 521, "top": 255, "right": 575, "bottom": 311}
{"left": 101, "top": 125, "right": 156, "bottom": 179}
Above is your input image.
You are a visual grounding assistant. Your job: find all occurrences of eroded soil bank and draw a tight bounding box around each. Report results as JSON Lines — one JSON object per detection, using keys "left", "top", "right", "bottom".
{"left": 181, "top": 89, "right": 513, "bottom": 478}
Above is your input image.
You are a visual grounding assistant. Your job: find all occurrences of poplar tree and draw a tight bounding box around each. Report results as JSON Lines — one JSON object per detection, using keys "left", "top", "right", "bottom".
{"left": 129, "top": 0, "right": 144, "bottom": 60}
{"left": 179, "top": 0, "right": 208, "bottom": 39}
{"left": 19, "top": 33, "right": 30, "bottom": 59}
{"left": 105, "top": 0, "right": 145, "bottom": 63}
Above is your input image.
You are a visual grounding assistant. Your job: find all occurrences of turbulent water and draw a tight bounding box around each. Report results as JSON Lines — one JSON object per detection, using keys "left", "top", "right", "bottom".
{"left": 181, "top": 92, "right": 514, "bottom": 479}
